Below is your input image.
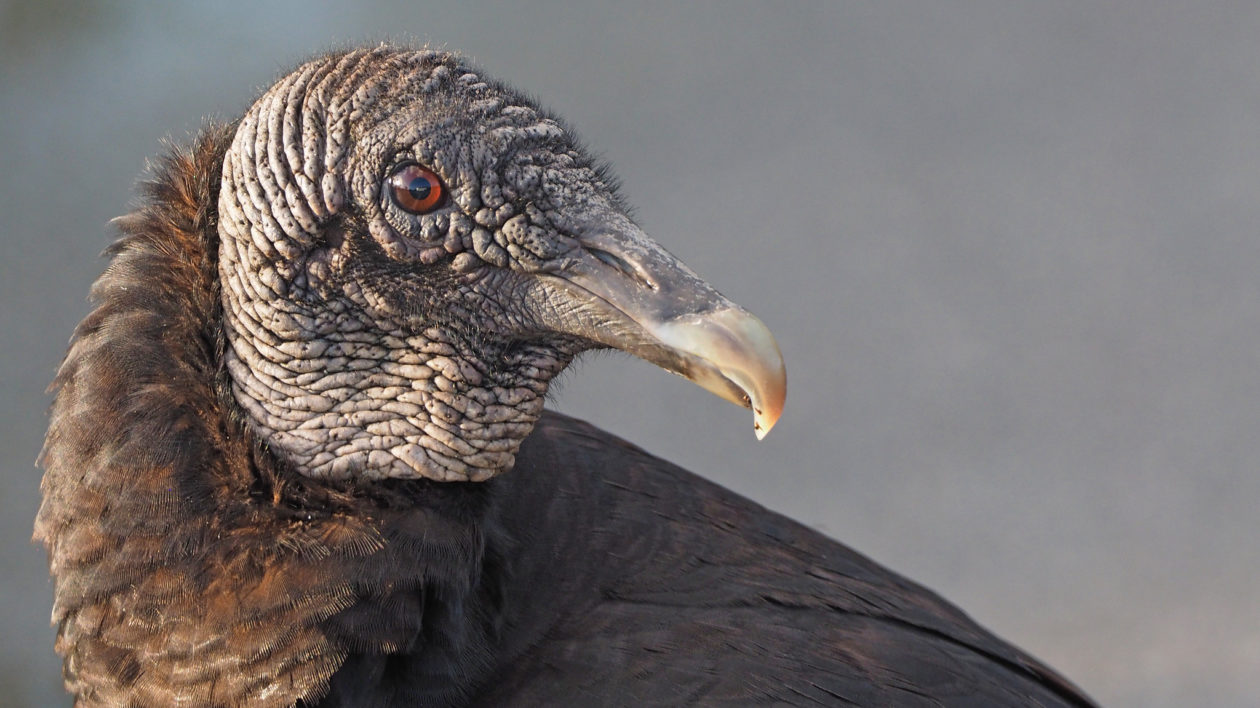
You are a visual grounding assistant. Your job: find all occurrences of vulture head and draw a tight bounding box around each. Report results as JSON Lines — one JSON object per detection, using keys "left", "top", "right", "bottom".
{"left": 219, "top": 47, "right": 785, "bottom": 483}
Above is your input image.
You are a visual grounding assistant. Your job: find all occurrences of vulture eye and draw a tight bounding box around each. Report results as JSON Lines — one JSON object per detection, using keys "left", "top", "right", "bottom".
{"left": 388, "top": 162, "right": 446, "bottom": 214}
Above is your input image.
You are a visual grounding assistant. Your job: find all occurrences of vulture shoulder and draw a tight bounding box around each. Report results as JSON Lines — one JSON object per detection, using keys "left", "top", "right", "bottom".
{"left": 472, "top": 412, "right": 1094, "bottom": 707}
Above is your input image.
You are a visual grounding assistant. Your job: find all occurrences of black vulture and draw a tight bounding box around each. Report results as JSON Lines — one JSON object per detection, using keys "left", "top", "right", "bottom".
{"left": 36, "top": 47, "right": 1095, "bottom": 707}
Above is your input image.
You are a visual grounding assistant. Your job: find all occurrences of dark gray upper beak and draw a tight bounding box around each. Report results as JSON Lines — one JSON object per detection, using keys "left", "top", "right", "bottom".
{"left": 532, "top": 227, "right": 786, "bottom": 439}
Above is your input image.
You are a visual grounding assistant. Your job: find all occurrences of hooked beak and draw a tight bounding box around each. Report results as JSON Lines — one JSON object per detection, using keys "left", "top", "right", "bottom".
{"left": 533, "top": 227, "right": 786, "bottom": 439}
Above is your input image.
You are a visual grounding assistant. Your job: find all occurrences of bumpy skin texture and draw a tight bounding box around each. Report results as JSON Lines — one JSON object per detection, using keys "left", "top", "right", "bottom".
{"left": 219, "top": 48, "right": 629, "bottom": 482}
{"left": 36, "top": 48, "right": 1097, "bottom": 707}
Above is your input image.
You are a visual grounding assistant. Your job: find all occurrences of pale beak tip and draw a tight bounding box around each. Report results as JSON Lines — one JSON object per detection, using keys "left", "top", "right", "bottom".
{"left": 753, "top": 407, "right": 780, "bottom": 440}
{"left": 754, "top": 420, "right": 770, "bottom": 441}
{"left": 750, "top": 370, "right": 785, "bottom": 441}
{"left": 642, "top": 306, "right": 787, "bottom": 440}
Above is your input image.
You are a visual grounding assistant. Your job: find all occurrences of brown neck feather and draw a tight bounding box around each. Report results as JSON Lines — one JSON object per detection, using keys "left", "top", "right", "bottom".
{"left": 35, "top": 124, "right": 506, "bottom": 707}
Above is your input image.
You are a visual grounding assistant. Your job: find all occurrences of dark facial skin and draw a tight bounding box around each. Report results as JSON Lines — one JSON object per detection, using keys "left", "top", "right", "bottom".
{"left": 218, "top": 47, "right": 784, "bottom": 482}
{"left": 220, "top": 46, "right": 781, "bottom": 481}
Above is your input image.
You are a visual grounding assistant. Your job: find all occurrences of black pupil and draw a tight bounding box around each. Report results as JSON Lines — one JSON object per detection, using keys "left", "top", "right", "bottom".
{"left": 407, "top": 174, "right": 432, "bottom": 201}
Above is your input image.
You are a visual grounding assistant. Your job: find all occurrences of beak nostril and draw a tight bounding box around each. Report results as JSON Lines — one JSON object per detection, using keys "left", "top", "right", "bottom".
{"left": 589, "top": 247, "right": 628, "bottom": 272}
{"left": 587, "top": 247, "right": 656, "bottom": 291}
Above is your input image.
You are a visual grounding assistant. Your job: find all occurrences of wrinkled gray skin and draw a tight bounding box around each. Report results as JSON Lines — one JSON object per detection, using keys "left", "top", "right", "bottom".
{"left": 220, "top": 47, "right": 770, "bottom": 483}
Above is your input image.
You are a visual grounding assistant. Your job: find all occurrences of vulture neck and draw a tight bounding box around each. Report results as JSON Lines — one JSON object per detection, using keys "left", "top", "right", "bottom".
{"left": 36, "top": 126, "right": 513, "bottom": 706}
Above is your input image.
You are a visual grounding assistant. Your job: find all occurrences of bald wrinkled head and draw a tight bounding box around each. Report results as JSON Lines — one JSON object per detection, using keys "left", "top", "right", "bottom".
{"left": 219, "top": 47, "right": 785, "bottom": 483}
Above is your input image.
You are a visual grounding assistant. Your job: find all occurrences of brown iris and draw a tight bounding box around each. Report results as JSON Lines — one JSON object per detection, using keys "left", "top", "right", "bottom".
{"left": 388, "top": 162, "right": 446, "bottom": 214}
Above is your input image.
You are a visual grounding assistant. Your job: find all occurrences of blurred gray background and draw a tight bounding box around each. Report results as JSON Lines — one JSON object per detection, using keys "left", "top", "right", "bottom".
{"left": 3, "top": 1, "right": 1257, "bottom": 706}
